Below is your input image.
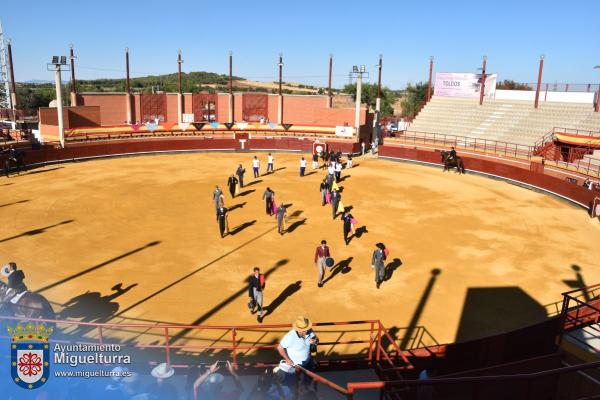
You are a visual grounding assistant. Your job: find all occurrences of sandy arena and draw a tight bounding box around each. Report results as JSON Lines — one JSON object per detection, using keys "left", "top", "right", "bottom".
{"left": 1, "top": 152, "right": 599, "bottom": 352}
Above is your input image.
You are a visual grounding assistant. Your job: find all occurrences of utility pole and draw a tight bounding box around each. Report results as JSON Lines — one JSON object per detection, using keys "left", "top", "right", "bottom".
{"left": 7, "top": 39, "right": 17, "bottom": 125}
{"left": 374, "top": 54, "right": 383, "bottom": 136}
{"left": 327, "top": 54, "right": 333, "bottom": 108}
{"left": 177, "top": 49, "right": 183, "bottom": 123}
{"left": 229, "top": 51, "right": 234, "bottom": 123}
{"left": 479, "top": 56, "right": 487, "bottom": 106}
{"left": 277, "top": 53, "right": 284, "bottom": 124}
{"left": 69, "top": 44, "right": 77, "bottom": 106}
{"left": 426, "top": 56, "right": 434, "bottom": 102}
{"left": 125, "top": 47, "right": 133, "bottom": 124}
{"left": 534, "top": 55, "right": 544, "bottom": 109}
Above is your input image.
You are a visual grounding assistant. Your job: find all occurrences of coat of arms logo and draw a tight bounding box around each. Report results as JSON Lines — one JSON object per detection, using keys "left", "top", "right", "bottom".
{"left": 8, "top": 323, "right": 53, "bottom": 390}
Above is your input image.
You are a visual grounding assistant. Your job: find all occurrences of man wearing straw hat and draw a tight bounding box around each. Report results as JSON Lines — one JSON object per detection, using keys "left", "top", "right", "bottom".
{"left": 146, "top": 362, "right": 178, "bottom": 400}
{"left": 277, "top": 316, "right": 319, "bottom": 376}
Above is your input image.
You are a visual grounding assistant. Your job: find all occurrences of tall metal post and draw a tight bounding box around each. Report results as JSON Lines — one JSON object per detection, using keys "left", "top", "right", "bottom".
{"left": 355, "top": 72, "right": 363, "bottom": 137}
{"left": 177, "top": 50, "right": 183, "bottom": 123}
{"left": 427, "top": 56, "right": 434, "bottom": 102}
{"left": 479, "top": 56, "right": 487, "bottom": 106}
{"left": 69, "top": 45, "right": 77, "bottom": 106}
{"left": 596, "top": 83, "right": 600, "bottom": 113}
{"left": 277, "top": 53, "right": 283, "bottom": 124}
{"left": 374, "top": 54, "right": 382, "bottom": 127}
{"left": 125, "top": 47, "right": 133, "bottom": 124}
{"left": 54, "top": 64, "right": 65, "bottom": 148}
{"left": 327, "top": 54, "right": 333, "bottom": 108}
{"left": 7, "top": 39, "right": 17, "bottom": 125}
{"left": 228, "top": 51, "right": 234, "bottom": 123}
{"left": 534, "top": 55, "right": 544, "bottom": 109}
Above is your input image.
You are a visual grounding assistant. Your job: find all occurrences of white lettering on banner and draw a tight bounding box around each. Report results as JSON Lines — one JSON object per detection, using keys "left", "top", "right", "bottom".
{"left": 182, "top": 114, "right": 194, "bottom": 123}
{"left": 434, "top": 72, "right": 497, "bottom": 98}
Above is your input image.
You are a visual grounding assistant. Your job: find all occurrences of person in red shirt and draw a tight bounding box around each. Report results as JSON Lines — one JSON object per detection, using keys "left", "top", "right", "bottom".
{"left": 314, "top": 240, "right": 331, "bottom": 288}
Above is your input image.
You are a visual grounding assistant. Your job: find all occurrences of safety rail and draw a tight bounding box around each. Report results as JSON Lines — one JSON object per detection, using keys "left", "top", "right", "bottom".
{"left": 500, "top": 83, "right": 600, "bottom": 93}
{"left": 346, "top": 360, "right": 600, "bottom": 400}
{"left": 559, "top": 284, "right": 600, "bottom": 332}
{"left": 386, "top": 130, "right": 534, "bottom": 160}
{"left": 0, "top": 316, "right": 412, "bottom": 372}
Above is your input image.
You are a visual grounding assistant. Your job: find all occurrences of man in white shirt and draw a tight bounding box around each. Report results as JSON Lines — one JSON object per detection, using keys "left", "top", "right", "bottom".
{"left": 327, "top": 163, "right": 334, "bottom": 177}
{"left": 299, "top": 157, "right": 307, "bottom": 177}
{"left": 334, "top": 161, "right": 343, "bottom": 182}
{"left": 267, "top": 153, "right": 274, "bottom": 174}
{"left": 277, "top": 316, "right": 318, "bottom": 370}
{"left": 252, "top": 156, "right": 260, "bottom": 178}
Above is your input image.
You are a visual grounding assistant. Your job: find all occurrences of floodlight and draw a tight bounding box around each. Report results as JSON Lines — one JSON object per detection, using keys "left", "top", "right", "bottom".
{"left": 60, "top": 56, "right": 67, "bottom": 65}
{"left": 52, "top": 56, "right": 59, "bottom": 64}
{"left": 360, "top": 65, "right": 366, "bottom": 73}
{"left": 352, "top": 66, "right": 358, "bottom": 73}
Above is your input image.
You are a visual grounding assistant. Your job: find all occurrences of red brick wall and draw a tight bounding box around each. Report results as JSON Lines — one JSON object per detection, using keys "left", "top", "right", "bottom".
{"left": 80, "top": 94, "right": 126, "bottom": 125}
{"left": 166, "top": 94, "right": 178, "bottom": 122}
{"left": 217, "top": 94, "right": 230, "bottom": 122}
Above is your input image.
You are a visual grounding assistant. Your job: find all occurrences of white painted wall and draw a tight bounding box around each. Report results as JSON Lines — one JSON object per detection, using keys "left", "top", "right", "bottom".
{"left": 494, "top": 89, "right": 594, "bottom": 104}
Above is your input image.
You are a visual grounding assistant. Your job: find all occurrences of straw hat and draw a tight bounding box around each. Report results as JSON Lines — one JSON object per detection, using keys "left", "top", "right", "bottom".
{"left": 293, "top": 316, "right": 312, "bottom": 332}
{"left": 151, "top": 363, "right": 175, "bottom": 379}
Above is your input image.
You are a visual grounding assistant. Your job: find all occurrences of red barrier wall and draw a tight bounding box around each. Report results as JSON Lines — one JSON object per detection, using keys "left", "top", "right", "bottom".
{"left": 379, "top": 145, "right": 596, "bottom": 210}
{"left": 80, "top": 94, "right": 126, "bottom": 125}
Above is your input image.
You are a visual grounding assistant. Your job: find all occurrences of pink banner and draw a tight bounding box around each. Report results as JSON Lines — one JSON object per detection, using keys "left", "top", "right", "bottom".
{"left": 434, "top": 72, "right": 497, "bottom": 98}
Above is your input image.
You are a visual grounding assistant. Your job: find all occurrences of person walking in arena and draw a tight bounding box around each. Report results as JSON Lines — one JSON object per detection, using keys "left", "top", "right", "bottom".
{"left": 342, "top": 211, "right": 355, "bottom": 245}
{"left": 334, "top": 160, "right": 343, "bottom": 182}
{"left": 248, "top": 267, "right": 266, "bottom": 322}
{"left": 227, "top": 174, "right": 239, "bottom": 198}
{"left": 252, "top": 156, "right": 260, "bottom": 178}
{"left": 330, "top": 188, "right": 341, "bottom": 219}
{"left": 262, "top": 187, "right": 275, "bottom": 216}
{"left": 312, "top": 152, "right": 319, "bottom": 169}
{"left": 236, "top": 164, "right": 246, "bottom": 188}
{"left": 347, "top": 153, "right": 353, "bottom": 168}
{"left": 276, "top": 202, "right": 287, "bottom": 235}
{"left": 267, "top": 153, "right": 274, "bottom": 174}
{"left": 216, "top": 206, "right": 229, "bottom": 238}
{"left": 319, "top": 179, "right": 328, "bottom": 206}
{"left": 213, "top": 185, "right": 223, "bottom": 212}
{"left": 314, "top": 240, "right": 331, "bottom": 288}
{"left": 372, "top": 243, "right": 388, "bottom": 289}
{"left": 300, "top": 157, "right": 307, "bottom": 177}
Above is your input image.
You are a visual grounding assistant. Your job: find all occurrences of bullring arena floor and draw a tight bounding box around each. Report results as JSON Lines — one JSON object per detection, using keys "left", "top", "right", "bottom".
{"left": 1, "top": 152, "right": 600, "bottom": 354}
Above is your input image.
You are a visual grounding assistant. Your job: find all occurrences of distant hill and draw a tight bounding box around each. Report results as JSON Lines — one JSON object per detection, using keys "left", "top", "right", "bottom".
{"left": 14, "top": 71, "right": 343, "bottom": 111}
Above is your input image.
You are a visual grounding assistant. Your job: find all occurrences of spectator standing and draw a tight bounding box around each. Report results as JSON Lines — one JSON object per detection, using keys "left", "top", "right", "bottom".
{"left": 146, "top": 363, "right": 178, "bottom": 400}
{"left": 267, "top": 153, "right": 274, "bottom": 174}
{"left": 248, "top": 267, "right": 266, "bottom": 322}
{"left": 193, "top": 361, "right": 243, "bottom": 400}
{"left": 314, "top": 240, "right": 331, "bottom": 287}
{"left": 347, "top": 154, "right": 353, "bottom": 168}
{"left": 277, "top": 316, "right": 319, "bottom": 371}
{"left": 300, "top": 157, "right": 307, "bottom": 177}
{"left": 252, "top": 156, "right": 260, "bottom": 178}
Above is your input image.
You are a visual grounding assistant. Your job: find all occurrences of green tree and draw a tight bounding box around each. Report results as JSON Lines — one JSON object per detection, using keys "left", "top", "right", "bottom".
{"left": 342, "top": 83, "right": 397, "bottom": 116}
{"left": 400, "top": 82, "right": 429, "bottom": 118}
{"left": 496, "top": 80, "right": 531, "bottom": 90}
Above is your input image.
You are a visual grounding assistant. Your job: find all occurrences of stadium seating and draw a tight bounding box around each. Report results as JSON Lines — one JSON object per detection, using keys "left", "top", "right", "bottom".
{"left": 408, "top": 96, "right": 600, "bottom": 146}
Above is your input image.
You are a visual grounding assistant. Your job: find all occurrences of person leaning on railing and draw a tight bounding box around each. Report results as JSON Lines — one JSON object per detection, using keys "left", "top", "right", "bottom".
{"left": 276, "top": 316, "right": 319, "bottom": 389}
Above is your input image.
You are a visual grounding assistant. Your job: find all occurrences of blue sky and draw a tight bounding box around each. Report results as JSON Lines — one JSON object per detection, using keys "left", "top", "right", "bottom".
{"left": 3, "top": 0, "right": 599, "bottom": 89}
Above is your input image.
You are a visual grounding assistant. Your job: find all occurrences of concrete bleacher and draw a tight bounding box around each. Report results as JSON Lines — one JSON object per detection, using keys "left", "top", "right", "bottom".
{"left": 408, "top": 96, "right": 600, "bottom": 146}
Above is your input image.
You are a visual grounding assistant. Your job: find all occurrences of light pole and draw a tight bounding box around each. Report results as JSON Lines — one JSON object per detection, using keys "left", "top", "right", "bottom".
{"left": 351, "top": 65, "right": 368, "bottom": 140}
{"left": 277, "top": 53, "right": 284, "bottom": 124}
{"left": 48, "top": 56, "right": 68, "bottom": 148}
{"left": 594, "top": 65, "right": 600, "bottom": 113}
{"left": 374, "top": 54, "right": 382, "bottom": 130}
{"left": 177, "top": 49, "right": 183, "bottom": 123}
{"left": 534, "top": 55, "right": 544, "bottom": 109}
{"left": 426, "top": 56, "right": 434, "bottom": 102}
{"left": 228, "top": 51, "right": 234, "bottom": 123}
{"left": 478, "top": 56, "right": 487, "bottom": 106}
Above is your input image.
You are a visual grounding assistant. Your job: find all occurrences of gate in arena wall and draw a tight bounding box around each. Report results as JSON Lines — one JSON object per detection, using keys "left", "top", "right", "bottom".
{"left": 192, "top": 93, "right": 218, "bottom": 122}
{"left": 140, "top": 93, "right": 167, "bottom": 122}
{"left": 242, "top": 93, "right": 268, "bottom": 122}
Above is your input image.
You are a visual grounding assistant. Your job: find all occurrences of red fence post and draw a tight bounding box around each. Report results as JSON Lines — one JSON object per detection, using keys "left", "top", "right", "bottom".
{"left": 164, "top": 327, "right": 171, "bottom": 367}
{"left": 98, "top": 326, "right": 104, "bottom": 345}
{"left": 232, "top": 328, "right": 238, "bottom": 368}
{"left": 376, "top": 322, "right": 382, "bottom": 362}
{"left": 368, "top": 321, "right": 374, "bottom": 363}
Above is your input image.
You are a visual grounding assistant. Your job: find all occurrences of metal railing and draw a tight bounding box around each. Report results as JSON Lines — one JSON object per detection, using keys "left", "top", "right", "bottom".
{"left": 499, "top": 83, "right": 600, "bottom": 93}
{"left": 386, "top": 130, "right": 534, "bottom": 160}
